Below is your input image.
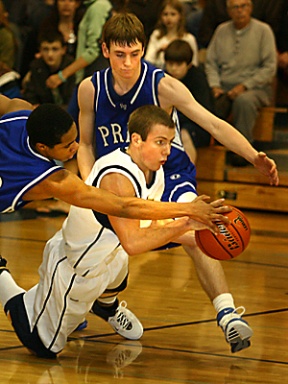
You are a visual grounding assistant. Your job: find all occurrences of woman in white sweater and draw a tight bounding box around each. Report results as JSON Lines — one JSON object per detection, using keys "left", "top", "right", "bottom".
{"left": 145, "top": 0, "right": 198, "bottom": 69}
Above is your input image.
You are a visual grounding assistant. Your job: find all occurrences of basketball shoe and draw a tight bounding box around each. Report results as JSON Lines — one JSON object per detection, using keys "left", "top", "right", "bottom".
{"left": 74, "top": 319, "right": 88, "bottom": 332}
{"left": 91, "top": 299, "right": 143, "bottom": 340}
{"left": 217, "top": 306, "right": 253, "bottom": 353}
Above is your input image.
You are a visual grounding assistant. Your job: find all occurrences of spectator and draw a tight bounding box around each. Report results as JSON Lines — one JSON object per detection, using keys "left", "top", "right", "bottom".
{"left": 46, "top": 0, "right": 113, "bottom": 126}
{"left": 126, "top": 0, "right": 164, "bottom": 42}
{"left": 164, "top": 39, "right": 213, "bottom": 162}
{"left": 198, "top": 0, "right": 283, "bottom": 49}
{"left": 0, "top": 0, "right": 16, "bottom": 69}
{"left": 23, "top": 30, "right": 75, "bottom": 108}
{"left": 185, "top": 0, "right": 206, "bottom": 46}
{"left": 46, "top": 0, "right": 112, "bottom": 92}
{"left": 145, "top": 0, "right": 198, "bottom": 69}
{"left": 39, "top": 0, "right": 85, "bottom": 58}
{"left": 205, "top": 0, "right": 277, "bottom": 151}
{"left": 19, "top": 0, "right": 55, "bottom": 79}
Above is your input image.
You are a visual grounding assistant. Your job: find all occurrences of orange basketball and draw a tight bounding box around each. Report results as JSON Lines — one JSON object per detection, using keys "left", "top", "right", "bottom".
{"left": 195, "top": 206, "right": 251, "bottom": 260}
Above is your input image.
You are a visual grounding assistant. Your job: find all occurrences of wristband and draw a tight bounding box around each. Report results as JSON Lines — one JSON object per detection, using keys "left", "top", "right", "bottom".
{"left": 58, "top": 70, "right": 67, "bottom": 83}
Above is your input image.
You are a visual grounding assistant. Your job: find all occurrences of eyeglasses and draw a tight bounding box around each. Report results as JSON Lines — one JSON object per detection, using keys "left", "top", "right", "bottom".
{"left": 229, "top": 3, "right": 251, "bottom": 11}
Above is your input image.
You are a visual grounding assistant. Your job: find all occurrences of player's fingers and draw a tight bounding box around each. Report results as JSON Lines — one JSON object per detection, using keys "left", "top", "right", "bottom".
{"left": 210, "top": 198, "right": 225, "bottom": 207}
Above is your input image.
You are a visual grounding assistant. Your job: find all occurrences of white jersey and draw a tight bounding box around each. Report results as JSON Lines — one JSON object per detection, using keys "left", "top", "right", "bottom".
{"left": 24, "top": 148, "right": 164, "bottom": 353}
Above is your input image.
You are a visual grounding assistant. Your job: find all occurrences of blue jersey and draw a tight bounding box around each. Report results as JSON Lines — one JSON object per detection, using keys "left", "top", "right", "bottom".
{"left": 91, "top": 60, "right": 197, "bottom": 202}
{"left": 0, "top": 110, "right": 63, "bottom": 213}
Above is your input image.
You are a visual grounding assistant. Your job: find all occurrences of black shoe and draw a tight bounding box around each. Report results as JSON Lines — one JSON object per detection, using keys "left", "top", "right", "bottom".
{"left": 0, "top": 256, "right": 9, "bottom": 274}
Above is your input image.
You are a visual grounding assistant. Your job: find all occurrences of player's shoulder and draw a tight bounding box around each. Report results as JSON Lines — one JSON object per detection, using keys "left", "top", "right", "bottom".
{"left": 0, "top": 109, "right": 31, "bottom": 122}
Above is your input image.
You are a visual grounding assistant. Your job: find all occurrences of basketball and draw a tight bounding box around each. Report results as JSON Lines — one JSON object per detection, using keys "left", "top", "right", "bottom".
{"left": 195, "top": 206, "right": 251, "bottom": 260}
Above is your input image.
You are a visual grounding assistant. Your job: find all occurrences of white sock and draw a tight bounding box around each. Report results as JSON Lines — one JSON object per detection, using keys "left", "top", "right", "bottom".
{"left": 213, "top": 293, "right": 235, "bottom": 314}
{"left": 0, "top": 271, "right": 25, "bottom": 307}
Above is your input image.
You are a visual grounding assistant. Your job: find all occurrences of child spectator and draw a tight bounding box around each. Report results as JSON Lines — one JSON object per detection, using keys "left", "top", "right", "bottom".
{"left": 145, "top": 0, "right": 198, "bottom": 69}
{"left": 23, "top": 30, "right": 75, "bottom": 108}
{"left": 164, "top": 39, "right": 213, "bottom": 162}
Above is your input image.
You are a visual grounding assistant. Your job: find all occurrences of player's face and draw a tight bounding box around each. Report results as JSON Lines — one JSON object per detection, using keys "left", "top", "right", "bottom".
{"left": 137, "top": 124, "right": 175, "bottom": 172}
{"left": 165, "top": 61, "right": 189, "bottom": 80}
{"left": 102, "top": 41, "right": 144, "bottom": 80}
{"left": 46, "top": 123, "right": 79, "bottom": 162}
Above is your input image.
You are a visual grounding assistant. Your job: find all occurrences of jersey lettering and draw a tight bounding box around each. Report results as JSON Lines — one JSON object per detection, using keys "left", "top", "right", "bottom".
{"left": 97, "top": 124, "right": 130, "bottom": 148}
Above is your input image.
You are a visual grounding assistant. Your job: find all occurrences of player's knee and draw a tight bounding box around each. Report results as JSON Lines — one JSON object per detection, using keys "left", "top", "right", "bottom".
{"left": 104, "top": 274, "right": 128, "bottom": 293}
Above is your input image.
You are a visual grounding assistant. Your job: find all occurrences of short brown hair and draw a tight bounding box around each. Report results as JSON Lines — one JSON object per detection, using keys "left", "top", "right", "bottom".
{"left": 164, "top": 40, "right": 193, "bottom": 64}
{"left": 128, "top": 105, "right": 175, "bottom": 141}
{"left": 101, "top": 12, "right": 146, "bottom": 49}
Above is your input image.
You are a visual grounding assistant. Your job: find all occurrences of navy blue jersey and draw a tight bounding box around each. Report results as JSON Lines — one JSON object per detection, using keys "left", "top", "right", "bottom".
{"left": 91, "top": 60, "right": 195, "bottom": 174}
{"left": 0, "top": 110, "right": 63, "bottom": 213}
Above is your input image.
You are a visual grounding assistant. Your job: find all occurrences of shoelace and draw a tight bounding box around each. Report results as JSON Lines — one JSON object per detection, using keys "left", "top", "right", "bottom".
{"left": 220, "top": 306, "right": 246, "bottom": 328}
{"left": 115, "top": 301, "right": 132, "bottom": 330}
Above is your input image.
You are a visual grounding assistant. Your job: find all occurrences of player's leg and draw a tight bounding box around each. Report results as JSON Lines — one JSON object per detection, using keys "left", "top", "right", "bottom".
{"left": 183, "top": 244, "right": 253, "bottom": 352}
{"left": 90, "top": 248, "right": 143, "bottom": 340}
{"left": 232, "top": 89, "right": 270, "bottom": 142}
{"left": 163, "top": 168, "right": 253, "bottom": 352}
{"left": 0, "top": 256, "right": 57, "bottom": 358}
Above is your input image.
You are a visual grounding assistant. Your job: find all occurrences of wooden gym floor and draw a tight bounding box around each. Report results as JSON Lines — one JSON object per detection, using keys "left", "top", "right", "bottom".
{"left": 0, "top": 208, "right": 288, "bottom": 383}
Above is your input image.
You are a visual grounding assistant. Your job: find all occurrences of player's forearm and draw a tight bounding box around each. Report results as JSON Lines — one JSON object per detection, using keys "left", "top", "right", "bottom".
{"left": 122, "top": 218, "right": 194, "bottom": 255}
{"left": 77, "top": 144, "right": 96, "bottom": 181}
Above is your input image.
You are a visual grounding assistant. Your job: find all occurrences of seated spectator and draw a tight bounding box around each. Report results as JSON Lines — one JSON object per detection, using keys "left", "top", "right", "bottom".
{"left": 19, "top": 0, "right": 55, "bottom": 79}
{"left": 39, "top": 0, "right": 85, "bottom": 58}
{"left": 198, "top": 0, "right": 283, "bottom": 49}
{"left": 185, "top": 0, "right": 206, "bottom": 46}
{"left": 145, "top": 0, "right": 198, "bottom": 69}
{"left": 205, "top": 0, "right": 277, "bottom": 148}
{"left": 0, "top": 0, "right": 16, "bottom": 69}
{"left": 46, "top": 0, "right": 112, "bottom": 127}
{"left": 164, "top": 39, "right": 213, "bottom": 163}
{"left": 22, "top": 30, "right": 75, "bottom": 108}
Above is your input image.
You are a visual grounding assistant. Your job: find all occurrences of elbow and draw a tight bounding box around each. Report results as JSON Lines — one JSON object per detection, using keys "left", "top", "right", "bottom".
{"left": 121, "top": 242, "right": 140, "bottom": 256}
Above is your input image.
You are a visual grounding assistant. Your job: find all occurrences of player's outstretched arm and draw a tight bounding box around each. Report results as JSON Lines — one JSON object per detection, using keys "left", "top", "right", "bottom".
{"left": 23, "top": 170, "right": 229, "bottom": 229}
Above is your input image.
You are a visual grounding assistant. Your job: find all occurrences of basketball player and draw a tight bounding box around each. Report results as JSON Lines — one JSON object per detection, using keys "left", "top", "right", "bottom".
{"left": 77, "top": 13, "right": 279, "bottom": 352}
{"left": 0, "top": 106, "right": 207, "bottom": 358}
{"left": 0, "top": 94, "right": 228, "bottom": 231}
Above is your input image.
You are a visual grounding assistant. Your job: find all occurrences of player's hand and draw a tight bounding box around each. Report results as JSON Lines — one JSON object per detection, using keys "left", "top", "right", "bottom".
{"left": 188, "top": 196, "right": 231, "bottom": 234}
{"left": 253, "top": 152, "right": 279, "bottom": 186}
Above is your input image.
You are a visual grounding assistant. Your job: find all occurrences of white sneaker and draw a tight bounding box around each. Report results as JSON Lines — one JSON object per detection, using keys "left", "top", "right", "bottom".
{"left": 91, "top": 300, "right": 144, "bottom": 340}
{"left": 217, "top": 306, "right": 253, "bottom": 353}
{"left": 108, "top": 301, "right": 143, "bottom": 340}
